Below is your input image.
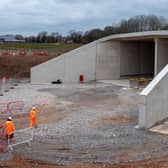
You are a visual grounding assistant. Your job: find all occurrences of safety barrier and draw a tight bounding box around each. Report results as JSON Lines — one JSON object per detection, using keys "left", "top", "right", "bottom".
{"left": 0, "top": 77, "right": 12, "bottom": 92}
{"left": 0, "top": 76, "right": 22, "bottom": 95}
{"left": 1, "top": 77, "right": 7, "bottom": 92}
{"left": 8, "top": 127, "right": 34, "bottom": 151}
{"left": 0, "top": 101, "right": 24, "bottom": 114}
{"left": 1, "top": 52, "right": 13, "bottom": 57}
{"left": 0, "top": 79, "right": 2, "bottom": 95}
{"left": 32, "top": 51, "right": 48, "bottom": 57}
{"left": 5, "top": 77, "right": 10, "bottom": 91}
{"left": 7, "top": 101, "right": 24, "bottom": 114}
{"left": 0, "top": 128, "right": 6, "bottom": 152}
{"left": 0, "top": 103, "right": 8, "bottom": 113}
{"left": 18, "top": 50, "right": 27, "bottom": 57}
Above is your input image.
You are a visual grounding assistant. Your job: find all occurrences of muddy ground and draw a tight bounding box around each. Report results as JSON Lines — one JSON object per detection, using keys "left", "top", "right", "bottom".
{"left": 0, "top": 82, "right": 168, "bottom": 167}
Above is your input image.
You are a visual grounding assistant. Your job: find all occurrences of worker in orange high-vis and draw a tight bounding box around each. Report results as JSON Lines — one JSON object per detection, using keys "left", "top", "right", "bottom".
{"left": 4, "top": 116, "right": 16, "bottom": 143}
{"left": 29, "top": 107, "right": 38, "bottom": 128}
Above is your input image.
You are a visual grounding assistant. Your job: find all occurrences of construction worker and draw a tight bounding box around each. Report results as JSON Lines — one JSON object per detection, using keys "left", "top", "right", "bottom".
{"left": 3, "top": 116, "right": 16, "bottom": 144}
{"left": 29, "top": 106, "right": 38, "bottom": 128}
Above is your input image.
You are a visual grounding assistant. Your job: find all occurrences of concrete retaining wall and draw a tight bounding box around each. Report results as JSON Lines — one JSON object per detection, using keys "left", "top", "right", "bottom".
{"left": 31, "top": 43, "right": 96, "bottom": 83}
{"left": 139, "top": 64, "right": 168, "bottom": 128}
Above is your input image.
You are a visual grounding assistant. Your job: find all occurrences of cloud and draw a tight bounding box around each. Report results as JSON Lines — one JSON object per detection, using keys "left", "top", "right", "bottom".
{"left": 0, "top": 0, "right": 168, "bottom": 35}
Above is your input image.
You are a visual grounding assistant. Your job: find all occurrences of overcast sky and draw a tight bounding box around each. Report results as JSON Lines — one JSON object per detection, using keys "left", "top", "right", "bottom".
{"left": 0, "top": 0, "right": 168, "bottom": 36}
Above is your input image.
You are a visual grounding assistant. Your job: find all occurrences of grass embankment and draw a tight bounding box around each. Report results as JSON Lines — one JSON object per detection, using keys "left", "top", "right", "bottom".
{"left": 0, "top": 55, "right": 55, "bottom": 78}
{"left": 0, "top": 43, "right": 81, "bottom": 78}
{"left": 0, "top": 43, "right": 81, "bottom": 50}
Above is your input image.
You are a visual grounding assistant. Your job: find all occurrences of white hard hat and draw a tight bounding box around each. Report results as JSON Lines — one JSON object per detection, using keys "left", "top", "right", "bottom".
{"left": 32, "top": 106, "right": 36, "bottom": 110}
{"left": 8, "top": 116, "right": 12, "bottom": 121}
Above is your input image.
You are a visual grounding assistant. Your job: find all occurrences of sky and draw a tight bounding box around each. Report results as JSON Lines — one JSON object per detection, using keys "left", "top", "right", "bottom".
{"left": 0, "top": 0, "right": 168, "bottom": 36}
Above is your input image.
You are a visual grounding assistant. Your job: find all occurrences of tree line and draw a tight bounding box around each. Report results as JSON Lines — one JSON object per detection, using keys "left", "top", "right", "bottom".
{"left": 21, "top": 14, "right": 168, "bottom": 44}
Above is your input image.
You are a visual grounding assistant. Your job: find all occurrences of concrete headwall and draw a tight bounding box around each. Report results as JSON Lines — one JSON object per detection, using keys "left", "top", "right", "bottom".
{"left": 139, "top": 64, "right": 168, "bottom": 128}
{"left": 96, "top": 41, "right": 120, "bottom": 80}
{"left": 31, "top": 43, "right": 97, "bottom": 83}
{"left": 31, "top": 56, "right": 65, "bottom": 83}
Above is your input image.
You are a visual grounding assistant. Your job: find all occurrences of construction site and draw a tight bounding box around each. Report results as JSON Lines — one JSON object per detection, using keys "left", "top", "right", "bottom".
{"left": 0, "top": 77, "right": 167, "bottom": 168}
{"left": 0, "top": 31, "right": 168, "bottom": 167}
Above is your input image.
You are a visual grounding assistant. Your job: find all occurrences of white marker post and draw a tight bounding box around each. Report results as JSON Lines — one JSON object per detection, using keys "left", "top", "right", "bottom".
{"left": 0, "top": 78, "right": 3, "bottom": 96}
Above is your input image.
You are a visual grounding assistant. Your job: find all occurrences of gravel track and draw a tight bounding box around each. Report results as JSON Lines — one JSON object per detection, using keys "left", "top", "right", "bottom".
{"left": 0, "top": 81, "right": 168, "bottom": 166}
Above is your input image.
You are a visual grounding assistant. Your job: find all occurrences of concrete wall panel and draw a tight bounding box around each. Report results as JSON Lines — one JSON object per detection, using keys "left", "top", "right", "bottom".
{"left": 139, "top": 42, "right": 154, "bottom": 74}
{"left": 120, "top": 41, "right": 154, "bottom": 76}
{"left": 96, "top": 41, "right": 120, "bottom": 80}
{"left": 120, "top": 42, "right": 139, "bottom": 76}
{"left": 156, "top": 39, "right": 168, "bottom": 73}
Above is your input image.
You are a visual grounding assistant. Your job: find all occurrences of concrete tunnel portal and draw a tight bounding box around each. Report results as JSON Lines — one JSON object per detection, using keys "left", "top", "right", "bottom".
{"left": 118, "top": 38, "right": 168, "bottom": 80}
{"left": 31, "top": 31, "right": 168, "bottom": 84}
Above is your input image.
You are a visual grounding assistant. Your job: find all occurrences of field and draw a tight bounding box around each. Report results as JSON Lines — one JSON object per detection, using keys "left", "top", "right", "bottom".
{"left": 0, "top": 43, "right": 81, "bottom": 50}
{"left": 0, "top": 43, "right": 81, "bottom": 78}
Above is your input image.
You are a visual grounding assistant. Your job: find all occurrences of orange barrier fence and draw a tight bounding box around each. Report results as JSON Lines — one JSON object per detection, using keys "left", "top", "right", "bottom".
{"left": 1, "top": 52, "right": 13, "bottom": 57}
{"left": 32, "top": 51, "right": 48, "bottom": 57}
{"left": 18, "top": 50, "right": 27, "bottom": 56}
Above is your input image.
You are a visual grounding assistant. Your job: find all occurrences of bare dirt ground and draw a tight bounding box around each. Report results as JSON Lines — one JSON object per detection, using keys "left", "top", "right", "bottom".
{"left": 0, "top": 82, "right": 168, "bottom": 167}
{"left": 0, "top": 155, "right": 168, "bottom": 168}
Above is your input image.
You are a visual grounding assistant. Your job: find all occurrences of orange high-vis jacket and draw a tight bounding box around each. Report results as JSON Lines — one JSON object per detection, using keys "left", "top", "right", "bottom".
{"left": 4, "top": 121, "right": 15, "bottom": 135}
{"left": 30, "top": 110, "right": 37, "bottom": 121}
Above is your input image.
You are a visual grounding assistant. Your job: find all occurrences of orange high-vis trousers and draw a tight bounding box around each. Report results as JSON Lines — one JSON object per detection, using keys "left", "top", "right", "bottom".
{"left": 29, "top": 119, "right": 37, "bottom": 128}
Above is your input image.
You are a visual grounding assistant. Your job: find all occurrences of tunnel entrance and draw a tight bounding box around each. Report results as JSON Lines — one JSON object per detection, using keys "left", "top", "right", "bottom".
{"left": 120, "top": 40, "right": 155, "bottom": 79}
